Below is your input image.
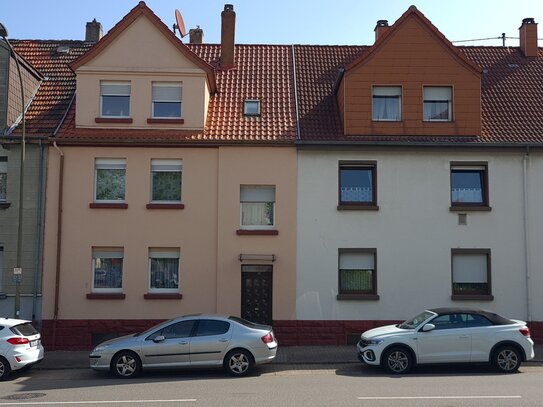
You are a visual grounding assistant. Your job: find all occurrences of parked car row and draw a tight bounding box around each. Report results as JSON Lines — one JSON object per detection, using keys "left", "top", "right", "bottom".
{"left": 1, "top": 307, "right": 536, "bottom": 380}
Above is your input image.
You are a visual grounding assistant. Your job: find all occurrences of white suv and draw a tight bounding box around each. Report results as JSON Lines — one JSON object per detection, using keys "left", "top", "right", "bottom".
{"left": 357, "top": 307, "right": 534, "bottom": 374}
{"left": 0, "top": 318, "right": 44, "bottom": 380}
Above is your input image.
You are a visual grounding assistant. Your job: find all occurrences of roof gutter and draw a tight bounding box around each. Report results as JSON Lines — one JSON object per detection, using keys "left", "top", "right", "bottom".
{"left": 295, "top": 139, "right": 543, "bottom": 149}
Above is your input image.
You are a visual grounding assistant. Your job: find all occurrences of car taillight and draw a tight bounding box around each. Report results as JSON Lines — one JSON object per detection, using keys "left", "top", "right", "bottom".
{"left": 7, "top": 337, "right": 30, "bottom": 345}
{"left": 261, "top": 332, "right": 274, "bottom": 344}
{"left": 519, "top": 327, "right": 531, "bottom": 337}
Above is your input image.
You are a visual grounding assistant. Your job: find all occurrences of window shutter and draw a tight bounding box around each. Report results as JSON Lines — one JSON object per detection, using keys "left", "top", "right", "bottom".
{"left": 240, "top": 186, "right": 275, "bottom": 202}
{"left": 95, "top": 158, "right": 126, "bottom": 170}
{"left": 453, "top": 254, "right": 487, "bottom": 283}
{"left": 424, "top": 87, "right": 451, "bottom": 100}
{"left": 101, "top": 83, "right": 130, "bottom": 96}
{"left": 149, "top": 248, "right": 180, "bottom": 259}
{"left": 339, "top": 252, "right": 374, "bottom": 270}
{"left": 152, "top": 84, "right": 182, "bottom": 102}
{"left": 373, "top": 86, "right": 401, "bottom": 96}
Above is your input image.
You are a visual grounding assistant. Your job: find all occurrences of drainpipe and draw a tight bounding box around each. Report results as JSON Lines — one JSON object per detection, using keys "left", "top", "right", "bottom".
{"left": 32, "top": 139, "right": 46, "bottom": 326}
{"left": 51, "top": 141, "right": 64, "bottom": 350}
{"left": 522, "top": 148, "right": 532, "bottom": 322}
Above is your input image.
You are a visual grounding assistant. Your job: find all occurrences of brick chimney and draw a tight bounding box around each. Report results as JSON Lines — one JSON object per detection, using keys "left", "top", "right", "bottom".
{"left": 85, "top": 19, "right": 103, "bottom": 43}
{"left": 374, "top": 20, "right": 389, "bottom": 42}
{"left": 189, "top": 27, "right": 204, "bottom": 44}
{"left": 220, "top": 4, "right": 236, "bottom": 68}
{"left": 519, "top": 18, "right": 538, "bottom": 57}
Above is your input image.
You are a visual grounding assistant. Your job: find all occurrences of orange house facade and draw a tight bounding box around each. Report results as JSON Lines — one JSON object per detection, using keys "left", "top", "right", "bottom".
{"left": 40, "top": 3, "right": 297, "bottom": 349}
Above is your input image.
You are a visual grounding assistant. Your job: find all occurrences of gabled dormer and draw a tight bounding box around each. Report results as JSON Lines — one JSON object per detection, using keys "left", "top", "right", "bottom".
{"left": 70, "top": 1, "right": 216, "bottom": 130}
{"left": 336, "top": 6, "right": 481, "bottom": 137}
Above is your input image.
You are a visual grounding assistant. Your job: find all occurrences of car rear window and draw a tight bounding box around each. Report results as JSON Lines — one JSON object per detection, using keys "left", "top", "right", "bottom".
{"left": 228, "top": 316, "right": 257, "bottom": 328}
{"left": 11, "top": 323, "right": 39, "bottom": 336}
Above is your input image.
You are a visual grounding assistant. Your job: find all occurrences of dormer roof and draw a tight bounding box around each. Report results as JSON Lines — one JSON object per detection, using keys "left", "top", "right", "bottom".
{"left": 69, "top": 1, "right": 217, "bottom": 94}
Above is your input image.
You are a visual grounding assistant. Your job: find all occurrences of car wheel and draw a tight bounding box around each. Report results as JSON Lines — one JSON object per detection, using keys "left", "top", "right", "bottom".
{"left": 224, "top": 349, "right": 253, "bottom": 377}
{"left": 111, "top": 351, "right": 142, "bottom": 379}
{"left": 493, "top": 346, "right": 521, "bottom": 373}
{"left": 383, "top": 347, "right": 413, "bottom": 374}
{"left": 0, "top": 357, "right": 11, "bottom": 381}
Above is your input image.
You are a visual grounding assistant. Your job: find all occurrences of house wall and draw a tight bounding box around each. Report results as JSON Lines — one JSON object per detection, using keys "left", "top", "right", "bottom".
{"left": 41, "top": 145, "right": 296, "bottom": 349}
{"left": 75, "top": 15, "right": 209, "bottom": 130}
{"left": 288, "top": 147, "right": 543, "bottom": 345}
{"left": 340, "top": 16, "right": 481, "bottom": 137}
{"left": 0, "top": 143, "right": 45, "bottom": 321}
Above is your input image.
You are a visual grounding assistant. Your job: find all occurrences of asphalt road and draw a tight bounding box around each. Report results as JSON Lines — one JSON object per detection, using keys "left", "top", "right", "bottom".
{"left": 2, "top": 364, "right": 543, "bottom": 406}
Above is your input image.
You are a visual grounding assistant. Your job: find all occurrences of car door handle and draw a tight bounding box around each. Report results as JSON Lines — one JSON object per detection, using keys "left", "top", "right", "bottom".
{"left": 458, "top": 335, "right": 469, "bottom": 339}
{"left": 179, "top": 341, "right": 189, "bottom": 345}
{"left": 219, "top": 338, "right": 229, "bottom": 342}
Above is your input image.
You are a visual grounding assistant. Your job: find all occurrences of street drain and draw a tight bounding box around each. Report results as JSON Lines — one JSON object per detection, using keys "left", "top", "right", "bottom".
{"left": 3, "top": 393, "right": 47, "bottom": 400}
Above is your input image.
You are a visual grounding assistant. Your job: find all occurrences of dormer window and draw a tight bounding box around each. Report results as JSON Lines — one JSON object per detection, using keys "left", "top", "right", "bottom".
{"left": 372, "top": 86, "right": 401, "bottom": 121}
{"left": 152, "top": 83, "right": 182, "bottom": 118}
{"left": 100, "top": 82, "right": 131, "bottom": 117}
{"left": 244, "top": 99, "right": 260, "bottom": 117}
{"left": 424, "top": 86, "right": 452, "bottom": 121}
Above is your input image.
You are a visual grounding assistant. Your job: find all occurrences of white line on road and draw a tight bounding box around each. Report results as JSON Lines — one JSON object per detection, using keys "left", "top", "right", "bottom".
{"left": 357, "top": 395, "right": 522, "bottom": 400}
{"left": 0, "top": 400, "right": 196, "bottom": 405}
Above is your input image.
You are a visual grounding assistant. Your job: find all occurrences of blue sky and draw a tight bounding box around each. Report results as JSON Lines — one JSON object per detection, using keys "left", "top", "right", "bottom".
{"left": 1, "top": 0, "right": 543, "bottom": 46}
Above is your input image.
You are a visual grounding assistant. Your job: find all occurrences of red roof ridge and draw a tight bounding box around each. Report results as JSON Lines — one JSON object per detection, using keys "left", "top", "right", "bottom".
{"left": 69, "top": 1, "right": 216, "bottom": 93}
{"left": 344, "top": 5, "right": 482, "bottom": 76}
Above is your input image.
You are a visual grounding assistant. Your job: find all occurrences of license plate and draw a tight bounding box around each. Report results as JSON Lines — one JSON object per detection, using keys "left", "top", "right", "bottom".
{"left": 30, "top": 340, "right": 39, "bottom": 347}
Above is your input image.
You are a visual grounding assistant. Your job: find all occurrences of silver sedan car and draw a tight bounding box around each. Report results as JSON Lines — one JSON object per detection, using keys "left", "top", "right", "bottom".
{"left": 89, "top": 314, "right": 277, "bottom": 378}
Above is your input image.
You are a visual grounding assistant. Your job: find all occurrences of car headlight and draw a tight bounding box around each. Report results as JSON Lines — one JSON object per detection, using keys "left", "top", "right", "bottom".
{"left": 365, "top": 339, "right": 384, "bottom": 346}
{"left": 92, "top": 345, "right": 109, "bottom": 353}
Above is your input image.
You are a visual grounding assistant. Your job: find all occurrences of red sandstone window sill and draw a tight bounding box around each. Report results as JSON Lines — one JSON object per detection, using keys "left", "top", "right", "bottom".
{"left": 95, "top": 117, "right": 133, "bottom": 124}
{"left": 337, "top": 294, "right": 380, "bottom": 301}
{"left": 86, "top": 293, "right": 126, "bottom": 300}
{"left": 89, "top": 202, "right": 128, "bottom": 209}
{"left": 236, "top": 229, "right": 279, "bottom": 236}
{"left": 451, "top": 294, "right": 494, "bottom": 301}
{"left": 449, "top": 206, "right": 492, "bottom": 212}
{"left": 0, "top": 202, "right": 11, "bottom": 209}
{"left": 144, "top": 293, "right": 183, "bottom": 300}
{"left": 337, "top": 204, "right": 379, "bottom": 211}
{"left": 146, "top": 118, "right": 184, "bottom": 124}
{"left": 146, "top": 203, "right": 184, "bottom": 209}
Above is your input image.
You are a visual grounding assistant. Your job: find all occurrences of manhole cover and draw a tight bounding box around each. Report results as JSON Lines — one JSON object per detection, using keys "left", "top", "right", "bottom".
{"left": 3, "top": 393, "right": 47, "bottom": 400}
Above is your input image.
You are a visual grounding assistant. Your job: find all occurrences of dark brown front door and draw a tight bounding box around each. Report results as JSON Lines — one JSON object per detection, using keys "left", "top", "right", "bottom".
{"left": 241, "top": 265, "right": 273, "bottom": 325}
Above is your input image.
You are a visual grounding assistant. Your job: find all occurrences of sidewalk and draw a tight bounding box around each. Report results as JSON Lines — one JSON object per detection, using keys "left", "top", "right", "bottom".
{"left": 35, "top": 344, "right": 543, "bottom": 370}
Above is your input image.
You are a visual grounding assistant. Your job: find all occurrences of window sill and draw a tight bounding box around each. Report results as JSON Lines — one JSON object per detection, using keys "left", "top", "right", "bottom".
{"left": 337, "top": 204, "right": 379, "bottom": 211}
{"left": 337, "top": 294, "right": 380, "bottom": 301}
{"left": 95, "top": 117, "right": 133, "bottom": 124}
{"left": 146, "top": 118, "right": 184, "bottom": 124}
{"left": 450, "top": 206, "right": 491, "bottom": 212}
{"left": 451, "top": 294, "right": 494, "bottom": 301}
{"left": 90, "top": 202, "right": 128, "bottom": 209}
{"left": 146, "top": 203, "right": 184, "bottom": 209}
{"left": 0, "top": 202, "right": 11, "bottom": 209}
{"left": 236, "top": 229, "right": 279, "bottom": 236}
{"left": 144, "top": 293, "right": 183, "bottom": 300}
{"left": 86, "top": 293, "right": 126, "bottom": 300}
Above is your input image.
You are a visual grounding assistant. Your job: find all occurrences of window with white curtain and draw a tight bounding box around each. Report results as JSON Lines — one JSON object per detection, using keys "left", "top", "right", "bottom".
{"left": 338, "top": 250, "right": 377, "bottom": 295}
{"left": 372, "top": 86, "right": 401, "bottom": 121}
{"left": 339, "top": 163, "right": 376, "bottom": 205}
{"left": 240, "top": 185, "right": 275, "bottom": 228}
{"left": 94, "top": 158, "right": 126, "bottom": 202}
{"left": 100, "top": 82, "right": 131, "bottom": 117}
{"left": 424, "top": 86, "right": 452, "bottom": 121}
{"left": 452, "top": 250, "right": 491, "bottom": 296}
{"left": 152, "top": 83, "right": 182, "bottom": 118}
{"left": 0, "top": 157, "right": 7, "bottom": 201}
{"left": 450, "top": 164, "right": 488, "bottom": 206}
{"left": 150, "top": 159, "right": 182, "bottom": 202}
{"left": 92, "top": 248, "right": 123, "bottom": 292}
{"left": 149, "top": 248, "right": 180, "bottom": 292}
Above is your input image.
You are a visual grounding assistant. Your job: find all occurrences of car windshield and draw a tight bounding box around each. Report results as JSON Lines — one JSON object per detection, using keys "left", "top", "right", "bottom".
{"left": 398, "top": 311, "right": 435, "bottom": 329}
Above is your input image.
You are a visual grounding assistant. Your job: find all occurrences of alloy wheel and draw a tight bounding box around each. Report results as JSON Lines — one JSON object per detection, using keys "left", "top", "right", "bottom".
{"left": 114, "top": 354, "right": 138, "bottom": 377}
{"left": 387, "top": 350, "right": 409, "bottom": 373}
{"left": 227, "top": 351, "right": 250, "bottom": 375}
{"left": 496, "top": 348, "right": 519, "bottom": 372}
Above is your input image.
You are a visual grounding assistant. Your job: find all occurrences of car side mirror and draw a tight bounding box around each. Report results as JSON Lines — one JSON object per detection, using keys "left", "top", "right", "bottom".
{"left": 153, "top": 335, "right": 165, "bottom": 342}
{"left": 422, "top": 323, "right": 435, "bottom": 332}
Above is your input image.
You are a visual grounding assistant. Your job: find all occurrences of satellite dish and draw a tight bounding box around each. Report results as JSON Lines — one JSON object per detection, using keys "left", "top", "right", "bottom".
{"left": 173, "top": 9, "right": 187, "bottom": 38}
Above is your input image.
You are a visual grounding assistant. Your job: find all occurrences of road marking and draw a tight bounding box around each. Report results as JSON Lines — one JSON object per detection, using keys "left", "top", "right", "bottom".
{"left": 0, "top": 400, "right": 196, "bottom": 405}
{"left": 357, "top": 395, "right": 521, "bottom": 400}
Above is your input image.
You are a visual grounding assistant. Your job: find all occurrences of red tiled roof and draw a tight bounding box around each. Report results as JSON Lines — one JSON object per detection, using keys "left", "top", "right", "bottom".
{"left": 11, "top": 40, "right": 93, "bottom": 135}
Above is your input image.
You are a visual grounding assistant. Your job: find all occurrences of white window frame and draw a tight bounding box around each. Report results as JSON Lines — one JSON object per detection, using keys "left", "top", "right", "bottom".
{"left": 372, "top": 86, "right": 402, "bottom": 121}
{"left": 94, "top": 158, "right": 127, "bottom": 203}
{"left": 423, "top": 86, "right": 452, "bottom": 122}
{"left": 100, "top": 81, "right": 131, "bottom": 118}
{"left": 0, "top": 157, "right": 7, "bottom": 202}
{"left": 244, "top": 99, "right": 261, "bottom": 116}
{"left": 91, "top": 248, "right": 124, "bottom": 293}
{"left": 240, "top": 185, "right": 275, "bottom": 230}
{"left": 150, "top": 159, "right": 182, "bottom": 203}
{"left": 148, "top": 248, "right": 180, "bottom": 293}
{"left": 151, "top": 82, "right": 182, "bottom": 119}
